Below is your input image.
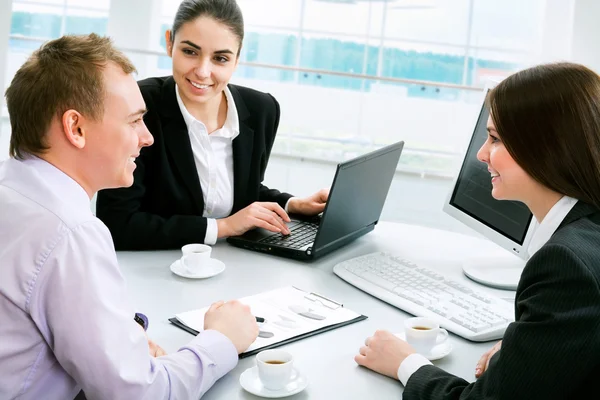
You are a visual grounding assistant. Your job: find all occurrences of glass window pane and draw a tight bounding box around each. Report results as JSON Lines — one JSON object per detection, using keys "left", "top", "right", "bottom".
{"left": 161, "top": 0, "right": 303, "bottom": 29}
{"left": 384, "top": 0, "right": 470, "bottom": 46}
{"left": 471, "top": 0, "right": 545, "bottom": 52}
{"left": 302, "top": 0, "right": 371, "bottom": 36}
{"left": 161, "top": 0, "right": 181, "bottom": 17}
{"left": 242, "top": 28, "right": 298, "bottom": 67}
{"left": 10, "top": 4, "right": 63, "bottom": 39}
{"left": 159, "top": 20, "right": 170, "bottom": 49}
{"left": 15, "top": 0, "right": 65, "bottom": 6}
{"left": 362, "top": 80, "right": 482, "bottom": 156}
{"left": 64, "top": 9, "right": 108, "bottom": 35}
{"left": 67, "top": 0, "right": 110, "bottom": 10}
{"left": 381, "top": 40, "right": 466, "bottom": 87}
{"left": 467, "top": 48, "right": 524, "bottom": 86}
{"left": 367, "top": 1, "right": 387, "bottom": 38}
{"left": 238, "top": 28, "right": 298, "bottom": 83}
{"left": 299, "top": 33, "right": 371, "bottom": 78}
{"left": 238, "top": 0, "right": 302, "bottom": 30}
{"left": 232, "top": 65, "right": 364, "bottom": 144}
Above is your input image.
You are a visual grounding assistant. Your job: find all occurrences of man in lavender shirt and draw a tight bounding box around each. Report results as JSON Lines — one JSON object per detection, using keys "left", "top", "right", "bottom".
{"left": 0, "top": 33, "right": 259, "bottom": 399}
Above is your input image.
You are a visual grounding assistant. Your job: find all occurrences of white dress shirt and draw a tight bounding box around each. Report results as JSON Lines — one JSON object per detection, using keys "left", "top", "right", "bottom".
{"left": 0, "top": 157, "right": 238, "bottom": 399}
{"left": 526, "top": 196, "right": 577, "bottom": 256}
{"left": 396, "top": 195, "right": 578, "bottom": 386}
{"left": 175, "top": 85, "right": 239, "bottom": 245}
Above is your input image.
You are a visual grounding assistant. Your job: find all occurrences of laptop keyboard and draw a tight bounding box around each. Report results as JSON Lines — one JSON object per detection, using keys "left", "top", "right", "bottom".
{"left": 259, "top": 222, "right": 319, "bottom": 249}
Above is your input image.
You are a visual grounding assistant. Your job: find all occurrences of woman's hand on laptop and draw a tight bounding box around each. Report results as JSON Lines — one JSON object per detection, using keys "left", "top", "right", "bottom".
{"left": 287, "top": 188, "right": 329, "bottom": 216}
{"left": 217, "top": 202, "right": 291, "bottom": 238}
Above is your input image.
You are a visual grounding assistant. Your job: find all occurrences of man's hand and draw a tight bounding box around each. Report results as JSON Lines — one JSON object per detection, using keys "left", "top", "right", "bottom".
{"left": 217, "top": 202, "right": 290, "bottom": 238}
{"left": 475, "top": 340, "right": 501, "bottom": 378}
{"left": 147, "top": 337, "right": 167, "bottom": 357}
{"left": 287, "top": 188, "right": 329, "bottom": 216}
{"left": 204, "top": 300, "right": 259, "bottom": 354}
{"left": 139, "top": 324, "right": 167, "bottom": 357}
{"left": 355, "top": 330, "right": 416, "bottom": 379}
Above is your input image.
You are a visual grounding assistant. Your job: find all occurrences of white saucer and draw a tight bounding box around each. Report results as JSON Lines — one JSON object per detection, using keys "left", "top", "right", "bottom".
{"left": 169, "top": 258, "right": 225, "bottom": 279}
{"left": 239, "top": 366, "right": 308, "bottom": 398}
{"left": 394, "top": 332, "right": 453, "bottom": 361}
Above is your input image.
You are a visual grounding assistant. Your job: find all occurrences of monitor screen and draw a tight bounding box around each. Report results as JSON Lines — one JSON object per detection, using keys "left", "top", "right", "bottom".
{"left": 448, "top": 102, "right": 533, "bottom": 245}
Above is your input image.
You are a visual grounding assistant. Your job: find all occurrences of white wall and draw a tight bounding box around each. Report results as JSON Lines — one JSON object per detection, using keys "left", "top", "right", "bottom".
{"left": 539, "top": 0, "right": 575, "bottom": 63}
{"left": 570, "top": 0, "right": 600, "bottom": 73}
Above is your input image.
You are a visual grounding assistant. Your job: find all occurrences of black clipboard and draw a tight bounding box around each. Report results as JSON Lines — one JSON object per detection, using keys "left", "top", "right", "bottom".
{"left": 168, "top": 314, "right": 368, "bottom": 359}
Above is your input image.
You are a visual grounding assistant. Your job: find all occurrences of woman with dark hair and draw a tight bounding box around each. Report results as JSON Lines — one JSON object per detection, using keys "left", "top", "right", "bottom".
{"left": 96, "top": 0, "right": 328, "bottom": 250}
{"left": 355, "top": 62, "right": 600, "bottom": 399}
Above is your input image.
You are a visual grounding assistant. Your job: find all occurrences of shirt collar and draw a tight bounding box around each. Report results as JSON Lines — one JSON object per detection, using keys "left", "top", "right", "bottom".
{"left": 527, "top": 196, "right": 578, "bottom": 256}
{"left": 2, "top": 155, "right": 91, "bottom": 215}
{"left": 174, "top": 84, "right": 239, "bottom": 140}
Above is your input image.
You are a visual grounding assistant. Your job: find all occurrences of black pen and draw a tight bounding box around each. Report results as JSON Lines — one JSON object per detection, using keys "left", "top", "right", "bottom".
{"left": 255, "top": 316, "right": 265, "bottom": 323}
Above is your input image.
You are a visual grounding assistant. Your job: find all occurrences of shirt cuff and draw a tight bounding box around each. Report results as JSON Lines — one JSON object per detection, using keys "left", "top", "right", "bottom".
{"left": 205, "top": 218, "right": 218, "bottom": 245}
{"left": 284, "top": 198, "right": 295, "bottom": 213}
{"left": 397, "top": 353, "right": 432, "bottom": 386}
{"left": 181, "top": 329, "right": 238, "bottom": 380}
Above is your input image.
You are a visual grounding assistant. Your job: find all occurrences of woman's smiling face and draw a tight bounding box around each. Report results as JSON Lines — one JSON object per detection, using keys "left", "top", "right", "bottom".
{"left": 167, "top": 16, "right": 240, "bottom": 108}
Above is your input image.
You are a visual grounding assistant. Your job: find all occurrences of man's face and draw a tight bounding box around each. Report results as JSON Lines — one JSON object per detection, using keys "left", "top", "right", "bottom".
{"left": 83, "top": 62, "right": 153, "bottom": 190}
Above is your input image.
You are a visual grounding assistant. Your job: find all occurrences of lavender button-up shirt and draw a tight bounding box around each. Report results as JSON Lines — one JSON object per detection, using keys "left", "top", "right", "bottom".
{"left": 0, "top": 157, "right": 238, "bottom": 399}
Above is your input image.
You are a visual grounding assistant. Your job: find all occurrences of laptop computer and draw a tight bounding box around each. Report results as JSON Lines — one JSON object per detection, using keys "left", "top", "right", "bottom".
{"left": 227, "top": 141, "right": 404, "bottom": 261}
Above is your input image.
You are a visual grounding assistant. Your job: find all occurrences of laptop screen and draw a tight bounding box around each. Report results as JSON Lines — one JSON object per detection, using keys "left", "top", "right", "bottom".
{"left": 313, "top": 141, "right": 404, "bottom": 252}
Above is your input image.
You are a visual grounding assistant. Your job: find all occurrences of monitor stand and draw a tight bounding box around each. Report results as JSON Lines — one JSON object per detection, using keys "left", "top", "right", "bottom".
{"left": 462, "top": 254, "right": 526, "bottom": 291}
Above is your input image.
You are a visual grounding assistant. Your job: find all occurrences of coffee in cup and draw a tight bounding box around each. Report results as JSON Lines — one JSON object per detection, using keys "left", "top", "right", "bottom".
{"left": 404, "top": 317, "right": 448, "bottom": 355}
{"left": 256, "top": 349, "right": 294, "bottom": 390}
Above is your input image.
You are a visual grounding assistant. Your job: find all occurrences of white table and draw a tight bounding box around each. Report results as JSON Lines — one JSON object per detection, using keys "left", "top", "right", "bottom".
{"left": 117, "top": 221, "right": 516, "bottom": 399}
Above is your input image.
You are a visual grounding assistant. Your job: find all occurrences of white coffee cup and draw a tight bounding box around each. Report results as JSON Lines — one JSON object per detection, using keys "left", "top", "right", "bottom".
{"left": 181, "top": 243, "right": 212, "bottom": 257}
{"left": 256, "top": 349, "right": 294, "bottom": 390}
{"left": 404, "top": 317, "right": 448, "bottom": 355}
{"left": 180, "top": 244, "right": 212, "bottom": 274}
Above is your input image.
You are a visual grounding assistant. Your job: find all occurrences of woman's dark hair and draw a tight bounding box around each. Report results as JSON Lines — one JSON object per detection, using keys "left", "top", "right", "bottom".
{"left": 487, "top": 62, "right": 600, "bottom": 208}
{"left": 171, "top": 0, "right": 244, "bottom": 55}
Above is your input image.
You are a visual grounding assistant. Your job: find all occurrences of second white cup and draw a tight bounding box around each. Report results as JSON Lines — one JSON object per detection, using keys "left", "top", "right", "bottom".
{"left": 180, "top": 243, "right": 212, "bottom": 274}
{"left": 255, "top": 349, "right": 294, "bottom": 390}
{"left": 404, "top": 317, "right": 448, "bottom": 355}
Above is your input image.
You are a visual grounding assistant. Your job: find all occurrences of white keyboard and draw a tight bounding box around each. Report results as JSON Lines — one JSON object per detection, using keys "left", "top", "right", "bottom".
{"left": 333, "top": 252, "right": 514, "bottom": 341}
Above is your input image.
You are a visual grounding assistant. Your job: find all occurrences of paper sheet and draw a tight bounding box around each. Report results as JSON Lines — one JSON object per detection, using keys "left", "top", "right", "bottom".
{"left": 175, "top": 286, "right": 362, "bottom": 352}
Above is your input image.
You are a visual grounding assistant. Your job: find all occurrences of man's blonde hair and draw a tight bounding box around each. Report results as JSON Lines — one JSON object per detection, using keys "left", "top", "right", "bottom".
{"left": 5, "top": 33, "right": 136, "bottom": 159}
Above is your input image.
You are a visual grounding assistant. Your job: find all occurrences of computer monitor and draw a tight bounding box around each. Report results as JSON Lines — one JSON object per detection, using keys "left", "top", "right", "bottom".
{"left": 442, "top": 86, "right": 536, "bottom": 290}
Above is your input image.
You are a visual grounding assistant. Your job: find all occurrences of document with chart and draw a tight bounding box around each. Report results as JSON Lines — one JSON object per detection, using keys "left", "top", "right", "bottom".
{"left": 170, "top": 286, "right": 367, "bottom": 357}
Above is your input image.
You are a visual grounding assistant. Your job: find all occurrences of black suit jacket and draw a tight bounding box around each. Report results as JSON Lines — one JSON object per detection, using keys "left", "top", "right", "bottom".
{"left": 404, "top": 201, "right": 600, "bottom": 399}
{"left": 96, "top": 76, "right": 292, "bottom": 250}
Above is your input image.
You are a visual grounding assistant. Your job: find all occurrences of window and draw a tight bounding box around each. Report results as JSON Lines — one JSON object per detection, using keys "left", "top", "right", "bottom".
{"left": 10, "top": 0, "right": 108, "bottom": 39}
{"left": 4, "top": 0, "right": 553, "bottom": 176}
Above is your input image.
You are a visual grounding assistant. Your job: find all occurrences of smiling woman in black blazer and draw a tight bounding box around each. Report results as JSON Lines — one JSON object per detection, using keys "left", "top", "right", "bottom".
{"left": 356, "top": 62, "right": 600, "bottom": 399}
{"left": 96, "top": 0, "right": 328, "bottom": 250}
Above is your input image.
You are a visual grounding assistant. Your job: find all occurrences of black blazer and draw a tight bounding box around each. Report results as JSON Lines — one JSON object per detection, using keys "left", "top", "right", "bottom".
{"left": 404, "top": 201, "right": 600, "bottom": 399}
{"left": 96, "top": 76, "right": 292, "bottom": 250}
